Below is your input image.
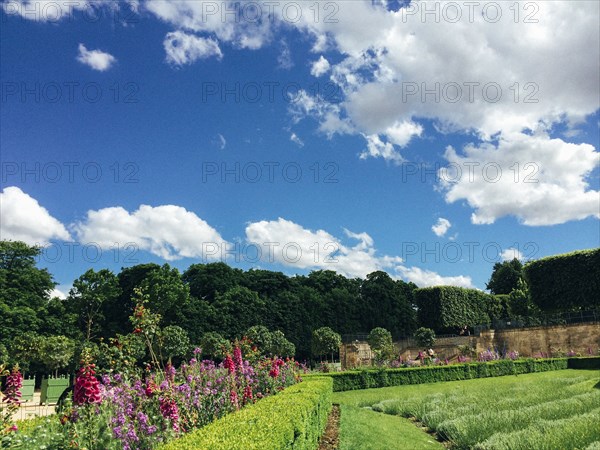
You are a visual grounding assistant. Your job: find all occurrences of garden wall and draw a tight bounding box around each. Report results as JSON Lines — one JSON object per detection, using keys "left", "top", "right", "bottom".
{"left": 341, "top": 322, "right": 600, "bottom": 369}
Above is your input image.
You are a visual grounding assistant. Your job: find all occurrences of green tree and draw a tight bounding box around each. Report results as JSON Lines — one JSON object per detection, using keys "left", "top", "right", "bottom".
{"left": 414, "top": 327, "right": 436, "bottom": 348}
{"left": 486, "top": 258, "right": 525, "bottom": 295}
{"left": 367, "top": 327, "right": 396, "bottom": 364}
{"left": 68, "top": 269, "right": 121, "bottom": 340}
{"left": 140, "top": 264, "right": 190, "bottom": 326}
{"left": 182, "top": 262, "right": 243, "bottom": 302}
{"left": 245, "top": 325, "right": 273, "bottom": 354}
{"left": 212, "top": 287, "right": 267, "bottom": 338}
{"left": 159, "top": 325, "right": 191, "bottom": 363}
{"left": 199, "top": 332, "right": 231, "bottom": 360}
{"left": 311, "top": 327, "right": 341, "bottom": 362}
{"left": 269, "top": 330, "right": 295, "bottom": 357}
{"left": 360, "top": 272, "right": 417, "bottom": 337}
{"left": 40, "top": 335, "right": 75, "bottom": 376}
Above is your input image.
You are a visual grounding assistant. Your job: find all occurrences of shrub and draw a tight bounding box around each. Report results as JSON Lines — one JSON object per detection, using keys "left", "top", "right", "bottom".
{"left": 159, "top": 377, "right": 333, "bottom": 450}
{"left": 413, "top": 327, "right": 436, "bottom": 348}
{"left": 323, "top": 358, "right": 580, "bottom": 391}
{"left": 415, "top": 286, "right": 494, "bottom": 332}
{"left": 524, "top": 248, "right": 600, "bottom": 312}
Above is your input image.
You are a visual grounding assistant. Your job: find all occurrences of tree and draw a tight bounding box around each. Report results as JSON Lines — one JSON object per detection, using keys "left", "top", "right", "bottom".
{"left": 68, "top": 269, "right": 121, "bottom": 340}
{"left": 138, "top": 265, "right": 190, "bottom": 326}
{"left": 360, "top": 271, "right": 417, "bottom": 337}
{"left": 183, "top": 262, "right": 243, "bottom": 302}
{"left": 367, "top": 327, "right": 393, "bottom": 351}
{"left": 486, "top": 258, "right": 524, "bottom": 295}
{"left": 212, "top": 287, "right": 267, "bottom": 338}
{"left": 245, "top": 325, "right": 273, "bottom": 354}
{"left": 414, "top": 327, "right": 436, "bottom": 348}
{"left": 311, "top": 327, "right": 341, "bottom": 362}
{"left": 0, "top": 241, "right": 55, "bottom": 348}
{"left": 159, "top": 325, "right": 190, "bottom": 363}
{"left": 40, "top": 335, "right": 75, "bottom": 376}
{"left": 367, "top": 327, "right": 396, "bottom": 364}
{"left": 0, "top": 240, "right": 55, "bottom": 310}
{"left": 269, "top": 330, "right": 295, "bottom": 357}
{"left": 199, "top": 332, "right": 231, "bottom": 360}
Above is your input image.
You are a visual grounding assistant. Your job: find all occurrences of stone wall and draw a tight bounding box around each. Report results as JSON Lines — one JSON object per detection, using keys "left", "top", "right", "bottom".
{"left": 340, "top": 322, "right": 600, "bottom": 369}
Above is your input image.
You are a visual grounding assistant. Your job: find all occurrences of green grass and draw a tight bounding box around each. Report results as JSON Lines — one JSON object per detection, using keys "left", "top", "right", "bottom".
{"left": 334, "top": 369, "right": 600, "bottom": 450}
{"left": 338, "top": 405, "right": 444, "bottom": 450}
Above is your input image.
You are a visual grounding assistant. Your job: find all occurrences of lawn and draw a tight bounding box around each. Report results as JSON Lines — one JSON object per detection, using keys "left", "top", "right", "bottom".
{"left": 333, "top": 369, "right": 600, "bottom": 450}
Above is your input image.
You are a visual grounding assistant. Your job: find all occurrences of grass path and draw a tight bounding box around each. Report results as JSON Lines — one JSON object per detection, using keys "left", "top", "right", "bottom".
{"left": 338, "top": 404, "right": 444, "bottom": 450}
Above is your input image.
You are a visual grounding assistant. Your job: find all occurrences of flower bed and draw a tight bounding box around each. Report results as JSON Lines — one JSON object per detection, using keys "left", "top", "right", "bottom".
{"left": 2, "top": 350, "right": 302, "bottom": 449}
{"left": 159, "top": 377, "right": 333, "bottom": 450}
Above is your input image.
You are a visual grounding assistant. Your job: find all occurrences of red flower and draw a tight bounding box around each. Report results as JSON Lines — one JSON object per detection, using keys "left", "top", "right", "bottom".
{"left": 224, "top": 355, "right": 235, "bottom": 374}
{"left": 73, "top": 364, "right": 101, "bottom": 405}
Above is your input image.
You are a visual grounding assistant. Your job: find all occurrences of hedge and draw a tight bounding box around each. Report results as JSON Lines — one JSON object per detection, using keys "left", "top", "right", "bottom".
{"left": 524, "top": 248, "right": 600, "bottom": 312}
{"left": 415, "top": 286, "right": 495, "bottom": 332}
{"left": 320, "top": 358, "right": 600, "bottom": 392}
{"left": 160, "top": 377, "right": 333, "bottom": 450}
{"left": 567, "top": 356, "right": 600, "bottom": 370}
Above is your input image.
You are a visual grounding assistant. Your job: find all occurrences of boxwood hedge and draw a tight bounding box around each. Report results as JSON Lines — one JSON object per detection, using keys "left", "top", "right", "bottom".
{"left": 524, "top": 248, "right": 600, "bottom": 312}
{"left": 160, "top": 377, "right": 333, "bottom": 450}
{"left": 320, "top": 358, "right": 599, "bottom": 392}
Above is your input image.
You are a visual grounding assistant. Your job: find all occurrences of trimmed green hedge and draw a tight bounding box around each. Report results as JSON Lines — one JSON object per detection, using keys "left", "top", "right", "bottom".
{"left": 321, "top": 358, "right": 594, "bottom": 391}
{"left": 568, "top": 356, "right": 600, "bottom": 370}
{"left": 415, "top": 286, "right": 494, "bottom": 332}
{"left": 160, "top": 377, "right": 333, "bottom": 450}
{"left": 524, "top": 248, "right": 600, "bottom": 312}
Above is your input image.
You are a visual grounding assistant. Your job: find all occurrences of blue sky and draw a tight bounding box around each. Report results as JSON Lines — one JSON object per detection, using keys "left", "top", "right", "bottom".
{"left": 1, "top": 0, "right": 599, "bottom": 296}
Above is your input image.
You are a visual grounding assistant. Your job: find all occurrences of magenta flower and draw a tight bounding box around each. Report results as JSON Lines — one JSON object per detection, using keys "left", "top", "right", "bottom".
{"left": 74, "top": 364, "right": 102, "bottom": 405}
{"left": 3, "top": 367, "right": 23, "bottom": 407}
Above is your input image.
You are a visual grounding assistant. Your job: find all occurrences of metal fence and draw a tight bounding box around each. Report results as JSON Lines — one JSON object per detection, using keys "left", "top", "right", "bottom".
{"left": 474, "top": 310, "right": 600, "bottom": 335}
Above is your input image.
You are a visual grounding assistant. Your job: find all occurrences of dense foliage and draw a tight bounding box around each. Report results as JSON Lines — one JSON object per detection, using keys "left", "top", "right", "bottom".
{"left": 524, "top": 248, "right": 600, "bottom": 312}
{"left": 486, "top": 258, "right": 525, "bottom": 295}
{"left": 414, "top": 286, "right": 495, "bottom": 333}
{"left": 0, "top": 241, "right": 418, "bottom": 366}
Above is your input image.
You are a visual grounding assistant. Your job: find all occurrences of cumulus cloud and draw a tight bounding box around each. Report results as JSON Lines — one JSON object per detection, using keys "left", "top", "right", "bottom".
{"left": 77, "top": 43, "right": 116, "bottom": 71}
{"left": 2, "top": 0, "right": 98, "bottom": 21}
{"left": 310, "top": 55, "right": 330, "bottom": 77}
{"left": 164, "top": 31, "right": 222, "bottom": 65}
{"left": 73, "top": 204, "right": 228, "bottom": 260}
{"left": 360, "top": 134, "right": 403, "bottom": 163}
{"left": 244, "top": 217, "right": 473, "bottom": 287}
{"left": 438, "top": 132, "right": 599, "bottom": 225}
{"left": 244, "top": 217, "right": 401, "bottom": 278}
{"left": 395, "top": 265, "right": 475, "bottom": 289}
{"left": 0, "top": 186, "right": 71, "bottom": 245}
{"left": 432, "top": 218, "right": 451, "bottom": 237}
{"left": 49, "top": 286, "right": 69, "bottom": 300}
{"left": 500, "top": 247, "right": 524, "bottom": 261}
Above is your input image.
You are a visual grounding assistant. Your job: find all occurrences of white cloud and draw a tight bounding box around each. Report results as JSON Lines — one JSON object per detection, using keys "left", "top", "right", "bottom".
{"left": 76, "top": 43, "right": 116, "bottom": 71}
{"left": 500, "top": 247, "right": 524, "bottom": 261}
{"left": 432, "top": 218, "right": 451, "bottom": 237}
{"left": 49, "top": 286, "right": 69, "bottom": 300}
{"left": 385, "top": 120, "right": 423, "bottom": 147}
{"left": 395, "top": 265, "right": 475, "bottom": 289}
{"left": 310, "top": 55, "right": 330, "bottom": 77}
{"left": 73, "top": 204, "right": 228, "bottom": 261}
{"left": 289, "top": 90, "right": 354, "bottom": 138}
{"left": 2, "top": 0, "right": 101, "bottom": 21}
{"left": 277, "top": 39, "right": 293, "bottom": 69}
{"left": 438, "top": 132, "right": 600, "bottom": 225}
{"left": 164, "top": 31, "right": 222, "bottom": 65}
{"left": 0, "top": 186, "right": 71, "bottom": 245}
{"left": 360, "top": 134, "right": 403, "bottom": 163}
{"left": 290, "top": 132, "right": 304, "bottom": 147}
{"left": 244, "top": 217, "right": 401, "bottom": 278}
